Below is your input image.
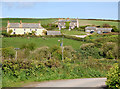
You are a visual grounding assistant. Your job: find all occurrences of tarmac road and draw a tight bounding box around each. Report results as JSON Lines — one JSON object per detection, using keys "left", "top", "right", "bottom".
{"left": 24, "top": 78, "right": 107, "bottom": 87}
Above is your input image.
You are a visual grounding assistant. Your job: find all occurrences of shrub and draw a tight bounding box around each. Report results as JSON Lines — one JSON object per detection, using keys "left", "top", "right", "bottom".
{"left": 64, "top": 46, "right": 76, "bottom": 60}
{"left": 2, "top": 31, "right": 10, "bottom": 37}
{"left": 8, "top": 29, "right": 13, "bottom": 35}
{"left": 30, "top": 46, "right": 50, "bottom": 60}
{"left": 21, "top": 43, "right": 36, "bottom": 51}
{"left": 65, "top": 21, "right": 70, "bottom": 29}
{"left": 2, "top": 47, "right": 16, "bottom": 59}
{"left": 79, "top": 43, "right": 102, "bottom": 59}
{"left": 50, "top": 45, "right": 62, "bottom": 60}
{"left": 101, "top": 42, "right": 118, "bottom": 59}
{"left": 111, "top": 26, "right": 119, "bottom": 32}
{"left": 106, "top": 63, "right": 120, "bottom": 88}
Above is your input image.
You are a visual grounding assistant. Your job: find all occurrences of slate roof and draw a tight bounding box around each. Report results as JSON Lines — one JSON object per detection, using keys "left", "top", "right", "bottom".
{"left": 71, "top": 20, "right": 77, "bottom": 22}
{"left": 96, "top": 28, "right": 112, "bottom": 31}
{"left": 9, "top": 23, "right": 20, "bottom": 28}
{"left": 47, "top": 31, "right": 61, "bottom": 35}
{"left": 8, "top": 23, "right": 43, "bottom": 28}
{"left": 85, "top": 27, "right": 97, "bottom": 30}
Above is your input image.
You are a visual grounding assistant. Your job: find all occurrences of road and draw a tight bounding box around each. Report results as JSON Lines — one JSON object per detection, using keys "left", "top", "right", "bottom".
{"left": 24, "top": 78, "right": 107, "bottom": 87}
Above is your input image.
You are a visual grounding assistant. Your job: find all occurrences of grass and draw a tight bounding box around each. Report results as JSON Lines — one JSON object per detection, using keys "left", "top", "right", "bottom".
{"left": 60, "top": 30, "right": 86, "bottom": 35}
{"left": 2, "top": 37, "right": 85, "bottom": 49}
{"left": 79, "top": 19, "right": 118, "bottom": 27}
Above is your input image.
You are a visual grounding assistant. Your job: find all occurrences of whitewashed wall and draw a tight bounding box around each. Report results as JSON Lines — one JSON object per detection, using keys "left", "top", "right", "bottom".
{"left": 7, "top": 28, "right": 46, "bottom": 35}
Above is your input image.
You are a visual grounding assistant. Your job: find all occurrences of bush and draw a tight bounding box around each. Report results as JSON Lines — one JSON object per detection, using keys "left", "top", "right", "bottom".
{"left": 111, "top": 26, "right": 119, "bottom": 32}
{"left": 64, "top": 46, "right": 76, "bottom": 60}
{"left": 2, "top": 47, "right": 16, "bottom": 59}
{"left": 50, "top": 45, "right": 62, "bottom": 60}
{"left": 2, "top": 31, "right": 10, "bottom": 37}
{"left": 21, "top": 43, "right": 36, "bottom": 51}
{"left": 101, "top": 42, "right": 118, "bottom": 59}
{"left": 79, "top": 43, "right": 102, "bottom": 59}
{"left": 106, "top": 63, "right": 120, "bottom": 88}
{"left": 30, "top": 46, "right": 50, "bottom": 60}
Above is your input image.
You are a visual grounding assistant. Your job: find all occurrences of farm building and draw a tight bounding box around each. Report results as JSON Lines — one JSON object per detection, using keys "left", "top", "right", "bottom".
{"left": 58, "top": 20, "right": 66, "bottom": 30}
{"left": 7, "top": 20, "right": 47, "bottom": 35}
{"left": 58, "top": 18, "right": 79, "bottom": 30}
{"left": 47, "top": 31, "right": 61, "bottom": 35}
{"left": 85, "top": 26, "right": 112, "bottom": 33}
{"left": 85, "top": 27, "right": 97, "bottom": 32}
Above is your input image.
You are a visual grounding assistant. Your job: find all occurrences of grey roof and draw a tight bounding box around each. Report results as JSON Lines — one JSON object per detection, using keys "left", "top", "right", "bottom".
{"left": 58, "top": 22, "right": 65, "bottom": 27}
{"left": 8, "top": 23, "right": 43, "bottom": 28}
{"left": 96, "top": 28, "right": 112, "bottom": 31}
{"left": 71, "top": 20, "right": 77, "bottom": 22}
{"left": 85, "top": 27, "right": 97, "bottom": 30}
{"left": 9, "top": 23, "right": 20, "bottom": 28}
{"left": 47, "top": 31, "right": 61, "bottom": 35}
{"left": 22, "top": 23, "right": 42, "bottom": 28}
{"left": 70, "top": 22, "right": 77, "bottom": 27}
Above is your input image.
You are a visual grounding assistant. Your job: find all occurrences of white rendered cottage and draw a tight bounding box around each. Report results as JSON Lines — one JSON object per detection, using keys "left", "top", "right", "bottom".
{"left": 7, "top": 20, "right": 46, "bottom": 36}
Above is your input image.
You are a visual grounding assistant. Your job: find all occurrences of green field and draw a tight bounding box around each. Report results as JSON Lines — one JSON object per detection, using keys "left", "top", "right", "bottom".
{"left": 2, "top": 37, "right": 85, "bottom": 49}
{"left": 59, "top": 30, "right": 86, "bottom": 35}
{"left": 79, "top": 19, "right": 118, "bottom": 27}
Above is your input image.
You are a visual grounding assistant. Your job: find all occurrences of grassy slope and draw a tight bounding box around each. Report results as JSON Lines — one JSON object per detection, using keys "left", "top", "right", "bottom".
{"left": 2, "top": 37, "right": 85, "bottom": 49}
{"left": 60, "top": 30, "right": 86, "bottom": 35}
{"left": 79, "top": 19, "right": 118, "bottom": 27}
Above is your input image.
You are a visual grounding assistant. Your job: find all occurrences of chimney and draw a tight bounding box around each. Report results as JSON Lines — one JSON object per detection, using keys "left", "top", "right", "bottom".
{"left": 8, "top": 20, "right": 9, "bottom": 24}
{"left": 20, "top": 20, "right": 22, "bottom": 24}
{"left": 77, "top": 18, "right": 79, "bottom": 28}
{"left": 19, "top": 20, "right": 22, "bottom": 28}
{"left": 39, "top": 21, "right": 41, "bottom": 27}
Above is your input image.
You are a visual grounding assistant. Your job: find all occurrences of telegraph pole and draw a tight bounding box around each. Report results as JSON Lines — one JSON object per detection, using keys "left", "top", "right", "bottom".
{"left": 14, "top": 48, "right": 20, "bottom": 59}
{"left": 62, "top": 36, "right": 64, "bottom": 60}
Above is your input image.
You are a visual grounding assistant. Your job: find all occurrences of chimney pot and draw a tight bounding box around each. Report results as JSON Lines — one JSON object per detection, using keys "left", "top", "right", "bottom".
{"left": 20, "top": 20, "right": 22, "bottom": 24}
{"left": 8, "top": 20, "right": 9, "bottom": 23}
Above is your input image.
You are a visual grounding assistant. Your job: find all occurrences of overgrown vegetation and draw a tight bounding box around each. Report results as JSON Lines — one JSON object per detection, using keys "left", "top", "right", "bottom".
{"left": 106, "top": 63, "right": 120, "bottom": 89}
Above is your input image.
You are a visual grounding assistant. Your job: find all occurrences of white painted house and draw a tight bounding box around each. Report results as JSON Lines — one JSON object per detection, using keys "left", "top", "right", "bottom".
{"left": 7, "top": 20, "right": 47, "bottom": 36}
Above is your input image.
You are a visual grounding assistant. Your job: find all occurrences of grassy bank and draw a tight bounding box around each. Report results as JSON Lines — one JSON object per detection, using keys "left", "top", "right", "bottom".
{"left": 3, "top": 58, "right": 119, "bottom": 87}
{"left": 2, "top": 33, "right": 119, "bottom": 87}
{"left": 2, "top": 37, "right": 86, "bottom": 49}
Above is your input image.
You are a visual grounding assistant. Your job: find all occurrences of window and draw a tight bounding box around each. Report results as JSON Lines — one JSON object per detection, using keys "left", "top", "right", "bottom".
{"left": 13, "top": 32, "right": 15, "bottom": 34}
{"left": 35, "top": 29, "right": 37, "bottom": 31}
{"left": 24, "top": 32, "right": 26, "bottom": 34}
{"left": 14, "top": 29, "right": 15, "bottom": 31}
{"left": 24, "top": 29, "right": 26, "bottom": 31}
{"left": 30, "top": 29, "right": 32, "bottom": 31}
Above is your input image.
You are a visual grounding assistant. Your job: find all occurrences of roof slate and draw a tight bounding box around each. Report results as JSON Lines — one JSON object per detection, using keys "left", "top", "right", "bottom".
{"left": 9, "top": 23, "right": 20, "bottom": 28}
{"left": 47, "top": 31, "right": 61, "bottom": 35}
{"left": 8, "top": 23, "right": 43, "bottom": 28}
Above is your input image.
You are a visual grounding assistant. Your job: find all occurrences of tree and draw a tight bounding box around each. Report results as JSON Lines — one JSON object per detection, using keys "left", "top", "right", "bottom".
{"left": 8, "top": 29, "right": 13, "bottom": 35}
{"left": 2, "top": 47, "right": 15, "bottom": 59}
{"left": 65, "top": 21, "right": 70, "bottom": 29}
{"left": 111, "top": 26, "right": 119, "bottom": 32}
{"left": 31, "top": 31, "right": 36, "bottom": 35}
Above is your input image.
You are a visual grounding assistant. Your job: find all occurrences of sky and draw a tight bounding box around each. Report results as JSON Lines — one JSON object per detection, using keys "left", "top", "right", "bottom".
{"left": 1, "top": 2, "right": 118, "bottom": 20}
